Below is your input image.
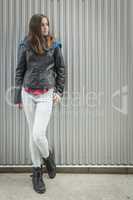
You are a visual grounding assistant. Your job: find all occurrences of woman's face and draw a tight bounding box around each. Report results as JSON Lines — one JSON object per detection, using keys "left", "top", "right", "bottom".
{"left": 41, "top": 17, "right": 49, "bottom": 36}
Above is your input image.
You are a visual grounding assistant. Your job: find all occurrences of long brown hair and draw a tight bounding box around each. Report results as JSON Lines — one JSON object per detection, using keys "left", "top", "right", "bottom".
{"left": 28, "top": 14, "right": 54, "bottom": 54}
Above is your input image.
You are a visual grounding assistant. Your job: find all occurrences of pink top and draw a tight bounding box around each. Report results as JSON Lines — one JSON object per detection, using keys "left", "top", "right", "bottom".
{"left": 24, "top": 88, "right": 49, "bottom": 95}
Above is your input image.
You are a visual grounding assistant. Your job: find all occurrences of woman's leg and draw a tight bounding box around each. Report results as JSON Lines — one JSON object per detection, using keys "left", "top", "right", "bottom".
{"left": 21, "top": 88, "right": 42, "bottom": 167}
{"left": 32, "top": 88, "right": 54, "bottom": 159}
{"left": 22, "top": 88, "right": 47, "bottom": 193}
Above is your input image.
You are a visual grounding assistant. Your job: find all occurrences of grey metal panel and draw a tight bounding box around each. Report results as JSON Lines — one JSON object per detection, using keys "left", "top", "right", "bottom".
{"left": 0, "top": 0, "right": 132, "bottom": 165}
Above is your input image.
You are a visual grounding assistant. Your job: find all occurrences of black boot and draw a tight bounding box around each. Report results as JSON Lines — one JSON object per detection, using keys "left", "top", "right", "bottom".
{"left": 31, "top": 166, "right": 46, "bottom": 193}
{"left": 43, "top": 148, "right": 56, "bottom": 179}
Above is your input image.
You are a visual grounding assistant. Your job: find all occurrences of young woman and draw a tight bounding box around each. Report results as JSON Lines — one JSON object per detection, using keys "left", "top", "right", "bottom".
{"left": 14, "top": 14, "right": 65, "bottom": 193}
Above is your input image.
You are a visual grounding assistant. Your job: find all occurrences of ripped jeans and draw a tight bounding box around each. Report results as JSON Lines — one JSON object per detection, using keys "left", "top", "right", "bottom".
{"left": 21, "top": 87, "right": 54, "bottom": 167}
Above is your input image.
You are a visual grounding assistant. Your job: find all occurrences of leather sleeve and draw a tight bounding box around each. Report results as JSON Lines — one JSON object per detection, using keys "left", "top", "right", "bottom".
{"left": 53, "top": 44, "right": 66, "bottom": 97}
{"left": 14, "top": 42, "right": 27, "bottom": 104}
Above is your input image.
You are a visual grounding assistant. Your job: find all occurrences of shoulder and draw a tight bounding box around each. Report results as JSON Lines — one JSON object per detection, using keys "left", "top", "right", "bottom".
{"left": 18, "top": 35, "right": 29, "bottom": 49}
{"left": 52, "top": 40, "right": 62, "bottom": 49}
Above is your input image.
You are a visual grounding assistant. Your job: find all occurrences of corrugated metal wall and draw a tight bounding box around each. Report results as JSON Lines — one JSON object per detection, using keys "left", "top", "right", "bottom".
{"left": 0, "top": 0, "right": 133, "bottom": 165}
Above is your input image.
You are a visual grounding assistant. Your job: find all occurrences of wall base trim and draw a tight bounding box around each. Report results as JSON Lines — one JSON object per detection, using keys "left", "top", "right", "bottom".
{"left": 0, "top": 165, "right": 133, "bottom": 174}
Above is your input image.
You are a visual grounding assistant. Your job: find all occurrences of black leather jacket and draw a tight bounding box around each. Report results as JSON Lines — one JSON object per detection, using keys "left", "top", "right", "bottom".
{"left": 14, "top": 36, "right": 65, "bottom": 104}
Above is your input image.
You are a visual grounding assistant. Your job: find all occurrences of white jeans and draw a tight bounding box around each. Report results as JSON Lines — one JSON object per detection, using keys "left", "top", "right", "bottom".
{"left": 21, "top": 87, "right": 54, "bottom": 167}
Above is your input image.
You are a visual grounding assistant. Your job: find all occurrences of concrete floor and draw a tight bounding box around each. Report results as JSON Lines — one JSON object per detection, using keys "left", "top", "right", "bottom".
{"left": 0, "top": 173, "right": 132, "bottom": 200}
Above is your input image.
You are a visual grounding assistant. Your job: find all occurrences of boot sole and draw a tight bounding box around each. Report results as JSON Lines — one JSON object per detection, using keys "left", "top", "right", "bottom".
{"left": 34, "top": 188, "right": 46, "bottom": 194}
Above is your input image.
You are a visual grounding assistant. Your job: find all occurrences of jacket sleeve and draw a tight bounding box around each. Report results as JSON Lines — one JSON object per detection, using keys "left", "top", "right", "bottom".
{"left": 14, "top": 42, "right": 27, "bottom": 104}
{"left": 53, "top": 42, "right": 65, "bottom": 97}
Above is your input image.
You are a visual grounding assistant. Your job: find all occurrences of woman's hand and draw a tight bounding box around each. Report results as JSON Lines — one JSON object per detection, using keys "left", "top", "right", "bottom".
{"left": 16, "top": 103, "right": 23, "bottom": 109}
{"left": 53, "top": 93, "right": 61, "bottom": 104}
